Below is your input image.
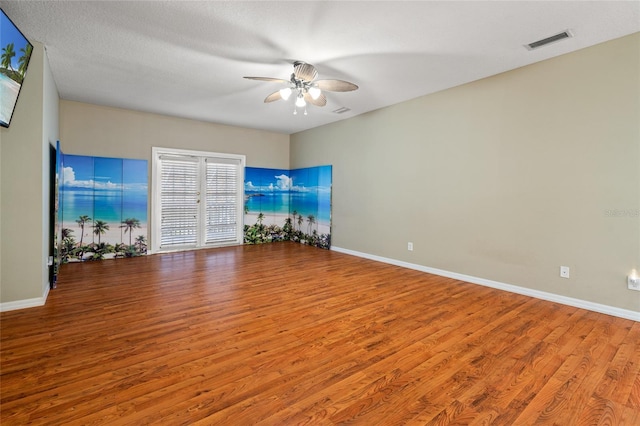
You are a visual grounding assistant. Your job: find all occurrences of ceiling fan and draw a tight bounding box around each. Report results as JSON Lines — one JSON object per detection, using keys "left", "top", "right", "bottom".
{"left": 244, "top": 61, "right": 358, "bottom": 114}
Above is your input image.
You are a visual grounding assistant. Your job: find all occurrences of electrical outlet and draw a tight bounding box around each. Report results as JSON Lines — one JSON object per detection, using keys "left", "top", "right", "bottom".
{"left": 628, "top": 275, "right": 640, "bottom": 291}
{"left": 560, "top": 266, "right": 570, "bottom": 279}
{"left": 407, "top": 242, "right": 413, "bottom": 251}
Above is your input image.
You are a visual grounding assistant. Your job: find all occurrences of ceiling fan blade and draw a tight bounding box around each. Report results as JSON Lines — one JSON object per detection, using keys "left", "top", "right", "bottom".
{"left": 293, "top": 62, "right": 318, "bottom": 82}
{"left": 264, "top": 91, "right": 282, "bottom": 103}
{"left": 244, "top": 77, "right": 290, "bottom": 84}
{"left": 304, "top": 92, "right": 327, "bottom": 107}
{"left": 315, "top": 79, "right": 359, "bottom": 92}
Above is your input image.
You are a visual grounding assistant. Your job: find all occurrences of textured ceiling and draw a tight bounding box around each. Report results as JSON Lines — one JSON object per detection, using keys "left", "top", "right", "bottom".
{"left": 1, "top": 1, "right": 639, "bottom": 135}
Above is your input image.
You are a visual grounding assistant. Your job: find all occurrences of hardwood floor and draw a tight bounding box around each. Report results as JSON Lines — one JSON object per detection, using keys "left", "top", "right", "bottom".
{"left": 1, "top": 242, "right": 639, "bottom": 425}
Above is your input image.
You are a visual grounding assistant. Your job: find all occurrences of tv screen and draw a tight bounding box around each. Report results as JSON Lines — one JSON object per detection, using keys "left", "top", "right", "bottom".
{"left": 1, "top": 8, "right": 32, "bottom": 128}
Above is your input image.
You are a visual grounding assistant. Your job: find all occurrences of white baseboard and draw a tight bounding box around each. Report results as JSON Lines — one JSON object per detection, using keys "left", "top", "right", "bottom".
{"left": 331, "top": 246, "right": 640, "bottom": 322}
{"left": 0, "top": 284, "right": 50, "bottom": 312}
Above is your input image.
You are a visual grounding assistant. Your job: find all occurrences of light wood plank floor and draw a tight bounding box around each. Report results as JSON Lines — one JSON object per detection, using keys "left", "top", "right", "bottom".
{"left": 1, "top": 242, "right": 639, "bottom": 425}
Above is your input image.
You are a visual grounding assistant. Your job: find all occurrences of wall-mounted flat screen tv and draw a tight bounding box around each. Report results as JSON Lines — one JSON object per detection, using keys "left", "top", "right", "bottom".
{"left": 1, "top": 8, "right": 32, "bottom": 128}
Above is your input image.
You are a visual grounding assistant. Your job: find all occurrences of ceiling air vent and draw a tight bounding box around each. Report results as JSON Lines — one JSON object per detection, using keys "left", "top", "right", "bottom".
{"left": 333, "top": 107, "right": 351, "bottom": 114}
{"left": 525, "top": 30, "right": 573, "bottom": 50}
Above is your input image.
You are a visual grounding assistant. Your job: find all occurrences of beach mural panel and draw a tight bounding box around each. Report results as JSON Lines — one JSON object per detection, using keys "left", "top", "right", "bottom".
{"left": 244, "top": 165, "right": 331, "bottom": 249}
{"left": 59, "top": 154, "right": 148, "bottom": 262}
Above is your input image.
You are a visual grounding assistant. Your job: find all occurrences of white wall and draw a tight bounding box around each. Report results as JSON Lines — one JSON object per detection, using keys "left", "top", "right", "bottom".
{"left": 291, "top": 33, "right": 640, "bottom": 315}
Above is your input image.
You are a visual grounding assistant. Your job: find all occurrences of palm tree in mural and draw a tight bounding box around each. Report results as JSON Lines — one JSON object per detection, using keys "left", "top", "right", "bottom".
{"left": 114, "top": 243, "right": 127, "bottom": 258}
{"left": 283, "top": 217, "right": 293, "bottom": 237}
{"left": 135, "top": 235, "right": 147, "bottom": 254}
{"left": 93, "top": 220, "right": 109, "bottom": 244}
{"left": 1, "top": 43, "right": 16, "bottom": 73}
{"left": 76, "top": 215, "right": 92, "bottom": 259}
{"left": 121, "top": 217, "right": 141, "bottom": 246}
{"left": 307, "top": 214, "right": 316, "bottom": 235}
{"left": 292, "top": 210, "right": 298, "bottom": 231}
{"left": 297, "top": 214, "right": 304, "bottom": 233}
{"left": 76, "top": 215, "right": 92, "bottom": 247}
{"left": 257, "top": 212, "right": 265, "bottom": 225}
{"left": 17, "top": 44, "right": 32, "bottom": 77}
{"left": 90, "top": 242, "right": 114, "bottom": 261}
{"left": 61, "top": 227, "right": 74, "bottom": 240}
{"left": 60, "top": 228, "right": 76, "bottom": 263}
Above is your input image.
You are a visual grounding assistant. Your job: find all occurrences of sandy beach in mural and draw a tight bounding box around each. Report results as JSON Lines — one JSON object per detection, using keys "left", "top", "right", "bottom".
{"left": 60, "top": 221, "right": 147, "bottom": 261}
{"left": 64, "top": 222, "right": 148, "bottom": 247}
{"left": 244, "top": 213, "right": 330, "bottom": 236}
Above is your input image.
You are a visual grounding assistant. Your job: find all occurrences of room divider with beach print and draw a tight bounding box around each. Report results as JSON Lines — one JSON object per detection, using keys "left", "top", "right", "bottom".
{"left": 58, "top": 153, "right": 148, "bottom": 263}
{"left": 244, "top": 165, "right": 331, "bottom": 249}
{"left": 53, "top": 153, "right": 327, "bottom": 277}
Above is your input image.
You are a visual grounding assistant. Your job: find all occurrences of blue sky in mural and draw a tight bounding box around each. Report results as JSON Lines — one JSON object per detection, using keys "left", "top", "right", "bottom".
{"left": 61, "top": 155, "right": 147, "bottom": 191}
{"left": 290, "top": 166, "right": 331, "bottom": 192}
{"left": 245, "top": 166, "right": 331, "bottom": 224}
{"left": 245, "top": 168, "right": 291, "bottom": 192}
{"left": 245, "top": 166, "right": 331, "bottom": 193}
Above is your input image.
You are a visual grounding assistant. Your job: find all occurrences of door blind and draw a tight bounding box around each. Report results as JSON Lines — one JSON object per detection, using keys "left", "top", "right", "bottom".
{"left": 205, "top": 158, "right": 240, "bottom": 244}
{"left": 159, "top": 155, "right": 199, "bottom": 248}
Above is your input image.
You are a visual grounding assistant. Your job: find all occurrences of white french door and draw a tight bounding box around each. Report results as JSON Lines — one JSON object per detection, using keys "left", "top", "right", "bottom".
{"left": 151, "top": 147, "right": 245, "bottom": 253}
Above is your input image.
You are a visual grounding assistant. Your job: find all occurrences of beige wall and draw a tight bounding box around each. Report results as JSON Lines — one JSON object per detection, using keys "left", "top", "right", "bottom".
{"left": 1, "top": 42, "right": 59, "bottom": 305}
{"left": 59, "top": 101, "right": 289, "bottom": 169}
{"left": 291, "top": 33, "right": 640, "bottom": 313}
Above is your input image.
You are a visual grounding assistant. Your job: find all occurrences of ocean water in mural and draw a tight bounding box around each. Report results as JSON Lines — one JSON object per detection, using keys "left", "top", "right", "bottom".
{"left": 60, "top": 154, "right": 148, "bottom": 261}
{"left": 245, "top": 167, "right": 291, "bottom": 224}
{"left": 244, "top": 165, "right": 331, "bottom": 249}
{"left": 62, "top": 189, "right": 147, "bottom": 225}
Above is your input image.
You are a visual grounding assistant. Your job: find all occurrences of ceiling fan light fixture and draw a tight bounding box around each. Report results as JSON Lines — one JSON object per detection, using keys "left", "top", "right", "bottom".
{"left": 245, "top": 62, "right": 358, "bottom": 115}
{"left": 308, "top": 86, "right": 321, "bottom": 100}
{"left": 279, "top": 87, "right": 292, "bottom": 100}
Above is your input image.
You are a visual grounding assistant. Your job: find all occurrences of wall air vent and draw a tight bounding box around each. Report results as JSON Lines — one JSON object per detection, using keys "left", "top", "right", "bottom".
{"left": 333, "top": 107, "right": 351, "bottom": 114}
{"left": 525, "top": 30, "right": 573, "bottom": 50}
